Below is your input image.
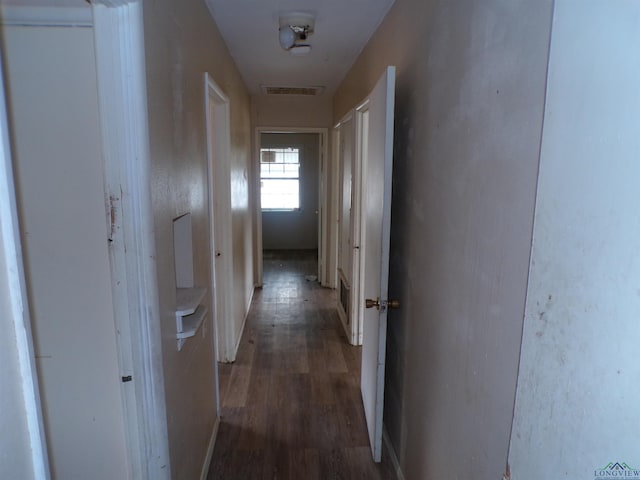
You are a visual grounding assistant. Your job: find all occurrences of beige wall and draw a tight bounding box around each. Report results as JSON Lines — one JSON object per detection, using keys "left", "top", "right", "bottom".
{"left": 252, "top": 94, "right": 332, "bottom": 128}
{"left": 334, "top": 0, "right": 553, "bottom": 478}
{"left": 142, "top": 0, "right": 253, "bottom": 477}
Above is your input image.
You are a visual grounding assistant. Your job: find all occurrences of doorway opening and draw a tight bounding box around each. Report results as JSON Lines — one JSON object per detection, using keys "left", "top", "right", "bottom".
{"left": 260, "top": 132, "right": 320, "bottom": 278}
{"left": 253, "top": 128, "right": 331, "bottom": 288}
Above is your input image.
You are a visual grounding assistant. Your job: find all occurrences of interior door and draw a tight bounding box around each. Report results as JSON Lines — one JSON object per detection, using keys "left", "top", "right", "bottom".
{"left": 359, "top": 66, "right": 396, "bottom": 462}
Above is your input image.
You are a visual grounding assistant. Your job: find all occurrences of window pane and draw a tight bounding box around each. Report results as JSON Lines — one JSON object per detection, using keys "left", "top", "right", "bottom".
{"left": 260, "top": 163, "right": 299, "bottom": 179}
{"left": 283, "top": 151, "right": 298, "bottom": 163}
{"left": 260, "top": 147, "right": 300, "bottom": 210}
{"left": 261, "top": 179, "right": 299, "bottom": 209}
{"left": 283, "top": 164, "right": 299, "bottom": 177}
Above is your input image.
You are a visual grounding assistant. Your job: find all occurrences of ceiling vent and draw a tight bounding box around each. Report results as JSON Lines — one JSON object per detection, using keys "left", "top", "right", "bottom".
{"left": 261, "top": 86, "right": 325, "bottom": 96}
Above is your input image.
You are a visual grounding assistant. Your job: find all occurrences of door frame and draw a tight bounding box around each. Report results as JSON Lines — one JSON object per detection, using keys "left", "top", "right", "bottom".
{"left": 352, "top": 106, "right": 368, "bottom": 345}
{"left": 334, "top": 111, "right": 360, "bottom": 345}
{"left": 253, "top": 127, "right": 330, "bottom": 287}
{"left": 92, "top": 2, "right": 171, "bottom": 478}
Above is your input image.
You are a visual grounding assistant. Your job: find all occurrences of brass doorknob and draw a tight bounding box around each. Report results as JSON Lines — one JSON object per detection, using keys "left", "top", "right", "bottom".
{"left": 365, "top": 298, "right": 401, "bottom": 310}
{"left": 388, "top": 299, "right": 400, "bottom": 309}
{"left": 365, "top": 298, "right": 380, "bottom": 309}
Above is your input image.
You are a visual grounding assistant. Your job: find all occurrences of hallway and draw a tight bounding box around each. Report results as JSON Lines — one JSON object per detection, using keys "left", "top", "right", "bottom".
{"left": 208, "top": 250, "right": 396, "bottom": 479}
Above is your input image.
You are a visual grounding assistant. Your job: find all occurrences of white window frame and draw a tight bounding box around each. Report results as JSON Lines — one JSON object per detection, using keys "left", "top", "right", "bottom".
{"left": 260, "top": 146, "right": 301, "bottom": 211}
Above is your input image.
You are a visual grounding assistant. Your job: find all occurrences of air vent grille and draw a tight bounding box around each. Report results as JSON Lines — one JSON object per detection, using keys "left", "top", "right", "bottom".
{"left": 339, "top": 277, "right": 350, "bottom": 325}
{"left": 261, "top": 86, "right": 324, "bottom": 96}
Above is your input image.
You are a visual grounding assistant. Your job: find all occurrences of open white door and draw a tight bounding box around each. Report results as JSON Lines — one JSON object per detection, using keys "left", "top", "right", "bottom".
{"left": 359, "top": 66, "right": 396, "bottom": 462}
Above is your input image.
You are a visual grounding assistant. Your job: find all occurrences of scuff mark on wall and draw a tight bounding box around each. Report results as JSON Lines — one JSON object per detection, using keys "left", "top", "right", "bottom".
{"left": 108, "top": 193, "right": 119, "bottom": 241}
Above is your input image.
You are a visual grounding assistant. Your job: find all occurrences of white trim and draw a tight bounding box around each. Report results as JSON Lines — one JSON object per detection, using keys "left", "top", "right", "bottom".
{"left": 253, "top": 127, "right": 264, "bottom": 287}
{"left": 0, "top": 48, "right": 51, "bottom": 480}
{"left": 199, "top": 417, "right": 220, "bottom": 480}
{"left": 237, "top": 285, "right": 254, "bottom": 357}
{"left": 204, "top": 73, "right": 237, "bottom": 363}
{"left": 353, "top": 106, "right": 368, "bottom": 346}
{"left": 318, "top": 134, "right": 326, "bottom": 282}
{"left": 0, "top": 6, "right": 92, "bottom": 27}
{"left": 234, "top": 300, "right": 250, "bottom": 354}
{"left": 328, "top": 128, "right": 340, "bottom": 289}
{"left": 92, "top": 2, "right": 171, "bottom": 478}
{"left": 230, "top": 285, "right": 254, "bottom": 364}
{"left": 382, "top": 428, "right": 405, "bottom": 480}
{"left": 253, "top": 126, "right": 330, "bottom": 287}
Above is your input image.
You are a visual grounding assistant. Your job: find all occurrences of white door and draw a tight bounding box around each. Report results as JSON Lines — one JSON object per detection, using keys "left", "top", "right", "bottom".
{"left": 359, "top": 66, "right": 396, "bottom": 462}
{"left": 205, "top": 74, "right": 235, "bottom": 363}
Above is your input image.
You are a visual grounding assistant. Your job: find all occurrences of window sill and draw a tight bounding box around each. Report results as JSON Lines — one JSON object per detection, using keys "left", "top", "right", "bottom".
{"left": 262, "top": 208, "right": 300, "bottom": 213}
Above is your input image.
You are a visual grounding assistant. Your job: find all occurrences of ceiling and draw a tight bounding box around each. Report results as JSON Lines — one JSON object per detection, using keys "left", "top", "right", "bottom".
{"left": 0, "top": 0, "right": 396, "bottom": 97}
{"left": 205, "top": 0, "right": 395, "bottom": 96}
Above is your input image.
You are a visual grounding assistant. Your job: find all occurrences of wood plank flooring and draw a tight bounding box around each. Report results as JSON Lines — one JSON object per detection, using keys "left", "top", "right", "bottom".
{"left": 208, "top": 250, "right": 396, "bottom": 480}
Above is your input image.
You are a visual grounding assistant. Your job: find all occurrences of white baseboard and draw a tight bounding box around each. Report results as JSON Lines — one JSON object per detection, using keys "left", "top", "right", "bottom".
{"left": 219, "top": 285, "right": 255, "bottom": 363}
{"left": 200, "top": 416, "right": 220, "bottom": 480}
{"left": 383, "top": 427, "right": 405, "bottom": 480}
{"left": 232, "top": 316, "right": 247, "bottom": 361}
{"left": 230, "top": 286, "right": 254, "bottom": 359}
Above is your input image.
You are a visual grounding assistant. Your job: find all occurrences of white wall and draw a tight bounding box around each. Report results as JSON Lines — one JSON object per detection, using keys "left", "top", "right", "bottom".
{"left": 0, "top": 56, "right": 42, "bottom": 478}
{"left": 509, "top": 1, "right": 640, "bottom": 477}
{"left": 0, "top": 232, "right": 35, "bottom": 480}
{"left": 2, "top": 25, "right": 129, "bottom": 479}
{"left": 334, "top": 0, "right": 553, "bottom": 478}
{"left": 141, "top": 0, "right": 253, "bottom": 476}
{"left": 261, "top": 133, "right": 319, "bottom": 250}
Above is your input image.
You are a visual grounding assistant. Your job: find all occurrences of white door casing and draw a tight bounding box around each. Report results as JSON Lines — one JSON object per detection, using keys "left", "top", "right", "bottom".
{"left": 359, "top": 66, "right": 396, "bottom": 462}
{"left": 334, "top": 110, "right": 367, "bottom": 346}
{"left": 93, "top": 2, "right": 171, "bottom": 478}
{"left": 334, "top": 112, "right": 354, "bottom": 342}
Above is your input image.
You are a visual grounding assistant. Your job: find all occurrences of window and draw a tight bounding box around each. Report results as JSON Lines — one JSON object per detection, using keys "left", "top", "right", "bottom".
{"left": 260, "top": 147, "right": 300, "bottom": 210}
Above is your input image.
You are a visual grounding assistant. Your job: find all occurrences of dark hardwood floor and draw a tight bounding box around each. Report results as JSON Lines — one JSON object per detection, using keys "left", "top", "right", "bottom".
{"left": 207, "top": 250, "right": 396, "bottom": 480}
